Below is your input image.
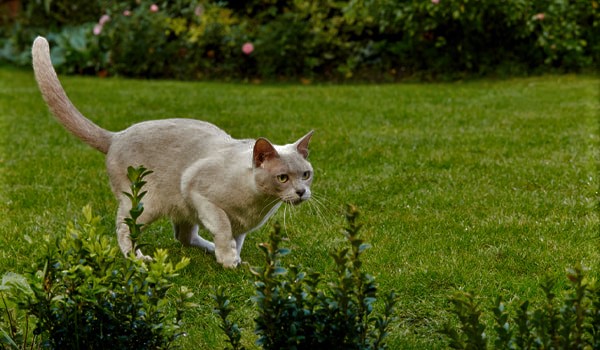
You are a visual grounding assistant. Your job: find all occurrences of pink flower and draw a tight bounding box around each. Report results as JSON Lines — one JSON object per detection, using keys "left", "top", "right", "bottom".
{"left": 150, "top": 3, "right": 159, "bottom": 12}
{"left": 99, "top": 14, "right": 110, "bottom": 25}
{"left": 431, "top": 0, "right": 440, "bottom": 4}
{"left": 534, "top": 13, "right": 545, "bottom": 21}
{"left": 194, "top": 5, "right": 204, "bottom": 17}
{"left": 242, "top": 42, "right": 254, "bottom": 55}
{"left": 123, "top": 10, "right": 132, "bottom": 16}
{"left": 93, "top": 23, "right": 103, "bottom": 36}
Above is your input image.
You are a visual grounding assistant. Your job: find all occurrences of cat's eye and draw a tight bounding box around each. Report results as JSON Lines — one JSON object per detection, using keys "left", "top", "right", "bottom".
{"left": 276, "top": 174, "right": 289, "bottom": 183}
{"left": 301, "top": 171, "right": 311, "bottom": 180}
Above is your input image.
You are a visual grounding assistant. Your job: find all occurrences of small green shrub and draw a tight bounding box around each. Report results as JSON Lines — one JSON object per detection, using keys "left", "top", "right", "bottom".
{"left": 0, "top": 166, "right": 194, "bottom": 349}
{"left": 123, "top": 165, "right": 154, "bottom": 251}
{"left": 442, "top": 264, "right": 600, "bottom": 349}
{"left": 212, "top": 286, "right": 245, "bottom": 350}
{"left": 213, "top": 205, "right": 398, "bottom": 349}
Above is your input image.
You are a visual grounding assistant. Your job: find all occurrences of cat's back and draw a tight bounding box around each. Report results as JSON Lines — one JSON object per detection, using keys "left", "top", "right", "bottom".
{"left": 108, "top": 118, "right": 247, "bottom": 168}
{"left": 122, "top": 118, "right": 231, "bottom": 142}
{"left": 113, "top": 118, "right": 235, "bottom": 149}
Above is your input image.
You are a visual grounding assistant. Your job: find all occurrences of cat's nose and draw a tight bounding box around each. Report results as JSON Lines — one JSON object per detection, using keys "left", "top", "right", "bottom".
{"left": 296, "top": 189, "right": 306, "bottom": 198}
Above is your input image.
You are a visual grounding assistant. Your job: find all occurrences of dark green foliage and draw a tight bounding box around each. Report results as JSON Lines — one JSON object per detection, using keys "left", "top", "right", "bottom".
{"left": 491, "top": 296, "right": 512, "bottom": 349}
{"left": 442, "top": 264, "right": 600, "bottom": 349}
{"left": 0, "top": 166, "right": 193, "bottom": 349}
{"left": 97, "top": 1, "right": 197, "bottom": 78}
{"left": 212, "top": 286, "right": 245, "bottom": 350}
{"left": 1, "top": 0, "right": 597, "bottom": 80}
{"left": 9, "top": 0, "right": 101, "bottom": 28}
{"left": 214, "top": 205, "right": 397, "bottom": 349}
{"left": 442, "top": 291, "right": 487, "bottom": 350}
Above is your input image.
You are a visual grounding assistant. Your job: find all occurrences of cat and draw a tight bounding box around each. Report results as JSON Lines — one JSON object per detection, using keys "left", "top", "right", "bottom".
{"left": 31, "top": 36, "right": 314, "bottom": 268}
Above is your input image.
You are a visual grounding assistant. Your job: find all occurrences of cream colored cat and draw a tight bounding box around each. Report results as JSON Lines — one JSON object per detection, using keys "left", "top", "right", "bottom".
{"left": 31, "top": 37, "right": 314, "bottom": 268}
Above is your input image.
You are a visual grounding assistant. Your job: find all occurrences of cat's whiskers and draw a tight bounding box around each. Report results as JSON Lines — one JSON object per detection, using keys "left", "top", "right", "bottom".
{"left": 280, "top": 201, "right": 299, "bottom": 234}
{"left": 288, "top": 202, "right": 297, "bottom": 227}
{"left": 307, "top": 201, "right": 325, "bottom": 223}
{"left": 305, "top": 194, "right": 338, "bottom": 228}
{"left": 279, "top": 194, "right": 335, "bottom": 238}
{"left": 282, "top": 204, "right": 289, "bottom": 232}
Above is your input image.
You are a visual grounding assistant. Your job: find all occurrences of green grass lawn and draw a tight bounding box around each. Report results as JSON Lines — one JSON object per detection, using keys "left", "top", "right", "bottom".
{"left": 1, "top": 68, "right": 598, "bottom": 348}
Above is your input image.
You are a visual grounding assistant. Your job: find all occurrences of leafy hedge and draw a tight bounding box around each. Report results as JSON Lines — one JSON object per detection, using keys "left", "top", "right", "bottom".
{"left": 443, "top": 265, "right": 600, "bottom": 349}
{"left": 213, "top": 206, "right": 397, "bottom": 349}
{"left": 0, "top": 168, "right": 194, "bottom": 349}
{"left": 1, "top": 0, "right": 598, "bottom": 80}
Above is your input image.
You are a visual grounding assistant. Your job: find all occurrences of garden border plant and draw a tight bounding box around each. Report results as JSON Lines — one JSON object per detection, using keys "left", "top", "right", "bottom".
{"left": 442, "top": 265, "right": 600, "bottom": 349}
{"left": 0, "top": 166, "right": 194, "bottom": 349}
{"left": 212, "top": 205, "right": 399, "bottom": 350}
{"left": 1, "top": 0, "right": 597, "bottom": 80}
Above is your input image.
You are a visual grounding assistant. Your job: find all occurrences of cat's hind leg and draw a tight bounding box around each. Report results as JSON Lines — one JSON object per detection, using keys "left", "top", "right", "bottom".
{"left": 173, "top": 222, "right": 215, "bottom": 253}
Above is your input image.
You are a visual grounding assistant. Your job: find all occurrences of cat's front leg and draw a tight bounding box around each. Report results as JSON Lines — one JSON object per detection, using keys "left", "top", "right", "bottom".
{"left": 192, "top": 195, "right": 240, "bottom": 268}
{"left": 235, "top": 233, "right": 246, "bottom": 261}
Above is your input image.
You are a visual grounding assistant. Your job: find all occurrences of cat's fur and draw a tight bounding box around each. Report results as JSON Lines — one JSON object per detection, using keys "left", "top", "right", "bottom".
{"left": 31, "top": 36, "right": 314, "bottom": 268}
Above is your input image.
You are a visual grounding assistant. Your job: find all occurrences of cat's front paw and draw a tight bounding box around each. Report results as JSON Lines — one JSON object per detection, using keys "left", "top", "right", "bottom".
{"left": 215, "top": 248, "right": 241, "bottom": 268}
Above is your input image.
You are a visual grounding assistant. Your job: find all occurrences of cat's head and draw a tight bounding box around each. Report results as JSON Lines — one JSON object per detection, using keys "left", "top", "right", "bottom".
{"left": 252, "top": 131, "right": 314, "bottom": 205}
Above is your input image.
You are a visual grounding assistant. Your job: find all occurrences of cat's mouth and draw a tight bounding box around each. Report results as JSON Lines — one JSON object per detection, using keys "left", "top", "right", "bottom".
{"left": 284, "top": 196, "right": 309, "bottom": 205}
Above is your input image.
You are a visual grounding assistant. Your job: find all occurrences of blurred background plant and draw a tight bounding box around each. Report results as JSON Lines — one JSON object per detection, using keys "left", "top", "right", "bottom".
{"left": 1, "top": 0, "right": 597, "bottom": 80}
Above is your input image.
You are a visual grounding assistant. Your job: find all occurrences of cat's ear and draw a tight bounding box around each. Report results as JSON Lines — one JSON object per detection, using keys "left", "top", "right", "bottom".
{"left": 295, "top": 130, "right": 314, "bottom": 159}
{"left": 253, "top": 138, "right": 279, "bottom": 167}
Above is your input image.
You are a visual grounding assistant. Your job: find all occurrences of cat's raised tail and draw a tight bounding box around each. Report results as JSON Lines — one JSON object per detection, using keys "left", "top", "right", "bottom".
{"left": 32, "top": 36, "right": 112, "bottom": 154}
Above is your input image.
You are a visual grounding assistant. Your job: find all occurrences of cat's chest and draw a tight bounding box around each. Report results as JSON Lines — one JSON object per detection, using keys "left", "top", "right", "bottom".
{"left": 228, "top": 200, "right": 282, "bottom": 235}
